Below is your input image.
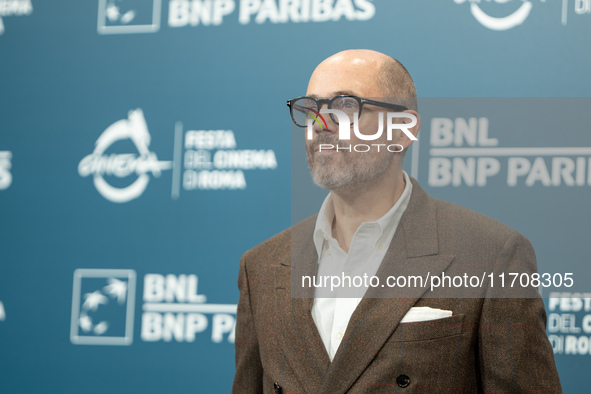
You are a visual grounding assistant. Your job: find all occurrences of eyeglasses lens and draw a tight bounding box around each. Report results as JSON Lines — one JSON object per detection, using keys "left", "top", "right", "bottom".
{"left": 291, "top": 98, "right": 318, "bottom": 127}
{"left": 331, "top": 97, "right": 359, "bottom": 124}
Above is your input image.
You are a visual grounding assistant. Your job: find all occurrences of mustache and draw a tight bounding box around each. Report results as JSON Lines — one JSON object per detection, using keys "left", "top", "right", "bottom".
{"left": 309, "top": 133, "right": 350, "bottom": 152}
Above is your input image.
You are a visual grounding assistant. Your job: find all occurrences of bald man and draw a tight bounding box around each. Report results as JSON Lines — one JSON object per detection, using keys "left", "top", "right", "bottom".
{"left": 232, "top": 50, "right": 561, "bottom": 393}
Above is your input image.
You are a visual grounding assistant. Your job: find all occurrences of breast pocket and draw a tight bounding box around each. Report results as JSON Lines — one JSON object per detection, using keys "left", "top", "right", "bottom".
{"left": 394, "top": 314, "right": 464, "bottom": 342}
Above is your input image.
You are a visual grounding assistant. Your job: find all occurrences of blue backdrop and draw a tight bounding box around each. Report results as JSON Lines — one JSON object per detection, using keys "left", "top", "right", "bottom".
{"left": 1, "top": 1, "right": 590, "bottom": 392}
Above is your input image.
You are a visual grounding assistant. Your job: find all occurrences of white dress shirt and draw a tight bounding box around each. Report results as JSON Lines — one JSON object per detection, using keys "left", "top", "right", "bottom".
{"left": 311, "top": 171, "right": 413, "bottom": 360}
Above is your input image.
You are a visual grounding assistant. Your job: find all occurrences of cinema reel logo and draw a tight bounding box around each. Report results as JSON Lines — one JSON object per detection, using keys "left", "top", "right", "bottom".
{"left": 78, "top": 109, "right": 172, "bottom": 203}
{"left": 453, "top": 0, "right": 539, "bottom": 31}
{"left": 306, "top": 109, "right": 417, "bottom": 153}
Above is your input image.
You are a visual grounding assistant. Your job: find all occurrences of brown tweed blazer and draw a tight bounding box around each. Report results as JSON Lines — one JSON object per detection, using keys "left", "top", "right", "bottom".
{"left": 232, "top": 177, "right": 562, "bottom": 393}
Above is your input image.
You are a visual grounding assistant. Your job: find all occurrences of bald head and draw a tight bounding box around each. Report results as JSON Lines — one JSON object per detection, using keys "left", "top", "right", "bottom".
{"left": 307, "top": 49, "right": 417, "bottom": 110}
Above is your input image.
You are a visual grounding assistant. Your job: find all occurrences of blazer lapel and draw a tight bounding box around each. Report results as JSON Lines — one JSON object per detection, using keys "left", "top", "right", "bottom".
{"left": 274, "top": 216, "right": 332, "bottom": 393}
{"left": 319, "top": 178, "right": 455, "bottom": 393}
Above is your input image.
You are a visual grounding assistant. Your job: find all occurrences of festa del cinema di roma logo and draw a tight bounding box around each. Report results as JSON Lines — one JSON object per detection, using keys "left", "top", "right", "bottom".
{"left": 78, "top": 109, "right": 172, "bottom": 203}
{"left": 79, "top": 108, "right": 277, "bottom": 202}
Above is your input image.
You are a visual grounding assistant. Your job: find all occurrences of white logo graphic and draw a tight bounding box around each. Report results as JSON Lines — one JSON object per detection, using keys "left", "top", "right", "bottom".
{"left": 141, "top": 273, "right": 236, "bottom": 343}
{"left": 302, "top": 110, "right": 415, "bottom": 154}
{"left": 547, "top": 292, "right": 591, "bottom": 355}
{"left": 0, "top": 0, "right": 33, "bottom": 36}
{"left": 421, "top": 116, "right": 591, "bottom": 187}
{"left": 454, "top": 0, "right": 536, "bottom": 31}
{"left": 169, "top": 0, "right": 376, "bottom": 27}
{"left": 71, "top": 270, "right": 236, "bottom": 345}
{"left": 305, "top": 109, "right": 417, "bottom": 142}
{"left": 0, "top": 151, "right": 12, "bottom": 190}
{"left": 98, "top": 0, "right": 161, "bottom": 34}
{"left": 97, "top": 0, "right": 376, "bottom": 32}
{"left": 177, "top": 126, "right": 277, "bottom": 195}
{"left": 0, "top": 300, "right": 5, "bottom": 321}
{"left": 564, "top": 0, "right": 591, "bottom": 25}
{"left": 70, "top": 269, "right": 136, "bottom": 346}
{"left": 78, "top": 109, "right": 172, "bottom": 203}
{"left": 574, "top": 0, "right": 591, "bottom": 14}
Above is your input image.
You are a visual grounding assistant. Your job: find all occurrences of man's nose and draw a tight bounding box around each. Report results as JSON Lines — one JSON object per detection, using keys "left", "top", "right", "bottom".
{"left": 313, "top": 103, "right": 338, "bottom": 135}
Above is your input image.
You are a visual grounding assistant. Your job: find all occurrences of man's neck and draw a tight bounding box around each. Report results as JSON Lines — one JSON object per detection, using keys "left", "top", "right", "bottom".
{"left": 330, "top": 169, "right": 406, "bottom": 253}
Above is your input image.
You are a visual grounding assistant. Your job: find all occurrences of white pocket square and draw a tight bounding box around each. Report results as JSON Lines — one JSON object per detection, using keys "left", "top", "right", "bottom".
{"left": 400, "top": 307, "right": 453, "bottom": 323}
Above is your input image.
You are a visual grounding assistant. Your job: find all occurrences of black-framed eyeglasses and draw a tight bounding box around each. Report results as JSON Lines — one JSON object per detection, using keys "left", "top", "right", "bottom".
{"left": 286, "top": 95, "right": 409, "bottom": 128}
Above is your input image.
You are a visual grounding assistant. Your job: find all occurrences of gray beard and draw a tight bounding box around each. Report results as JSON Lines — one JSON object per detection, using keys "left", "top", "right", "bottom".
{"left": 306, "top": 134, "right": 393, "bottom": 193}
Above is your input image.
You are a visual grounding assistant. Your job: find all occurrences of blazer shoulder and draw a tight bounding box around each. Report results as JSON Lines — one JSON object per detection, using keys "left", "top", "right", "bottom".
{"left": 241, "top": 215, "right": 317, "bottom": 269}
{"left": 434, "top": 197, "right": 526, "bottom": 247}
{"left": 409, "top": 177, "right": 528, "bottom": 249}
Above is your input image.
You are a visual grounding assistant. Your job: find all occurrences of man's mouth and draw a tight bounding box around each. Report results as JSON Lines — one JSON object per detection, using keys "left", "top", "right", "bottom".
{"left": 314, "top": 142, "right": 349, "bottom": 154}
{"left": 316, "top": 143, "right": 337, "bottom": 153}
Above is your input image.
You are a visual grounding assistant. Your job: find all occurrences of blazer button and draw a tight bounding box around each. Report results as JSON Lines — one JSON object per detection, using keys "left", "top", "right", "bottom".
{"left": 396, "top": 374, "right": 410, "bottom": 388}
{"left": 273, "top": 382, "right": 282, "bottom": 394}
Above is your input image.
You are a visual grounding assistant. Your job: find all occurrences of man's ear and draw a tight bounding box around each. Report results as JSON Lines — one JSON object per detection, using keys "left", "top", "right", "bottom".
{"left": 397, "top": 110, "right": 420, "bottom": 150}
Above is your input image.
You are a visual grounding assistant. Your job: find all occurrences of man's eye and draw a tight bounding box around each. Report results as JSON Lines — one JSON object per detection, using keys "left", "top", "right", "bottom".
{"left": 335, "top": 100, "right": 357, "bottom": 109}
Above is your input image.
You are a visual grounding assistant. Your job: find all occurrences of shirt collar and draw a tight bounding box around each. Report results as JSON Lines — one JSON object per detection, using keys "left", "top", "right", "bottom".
{"left": 313, "top": 171, "right": 413, "bottom": 256}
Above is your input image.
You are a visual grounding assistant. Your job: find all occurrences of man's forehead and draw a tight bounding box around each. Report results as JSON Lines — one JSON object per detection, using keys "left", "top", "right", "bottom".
{"left": 307, "top": 90, "right": 358, "bottom": 98}
{"left": 323, "top": 50, "right": 385, "bottom": 67}
{"left": 306, "top": 75, "right": 383, "bottom": 97}
{"left": 306, "top": 52, "right": 388, "bottom": 97}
